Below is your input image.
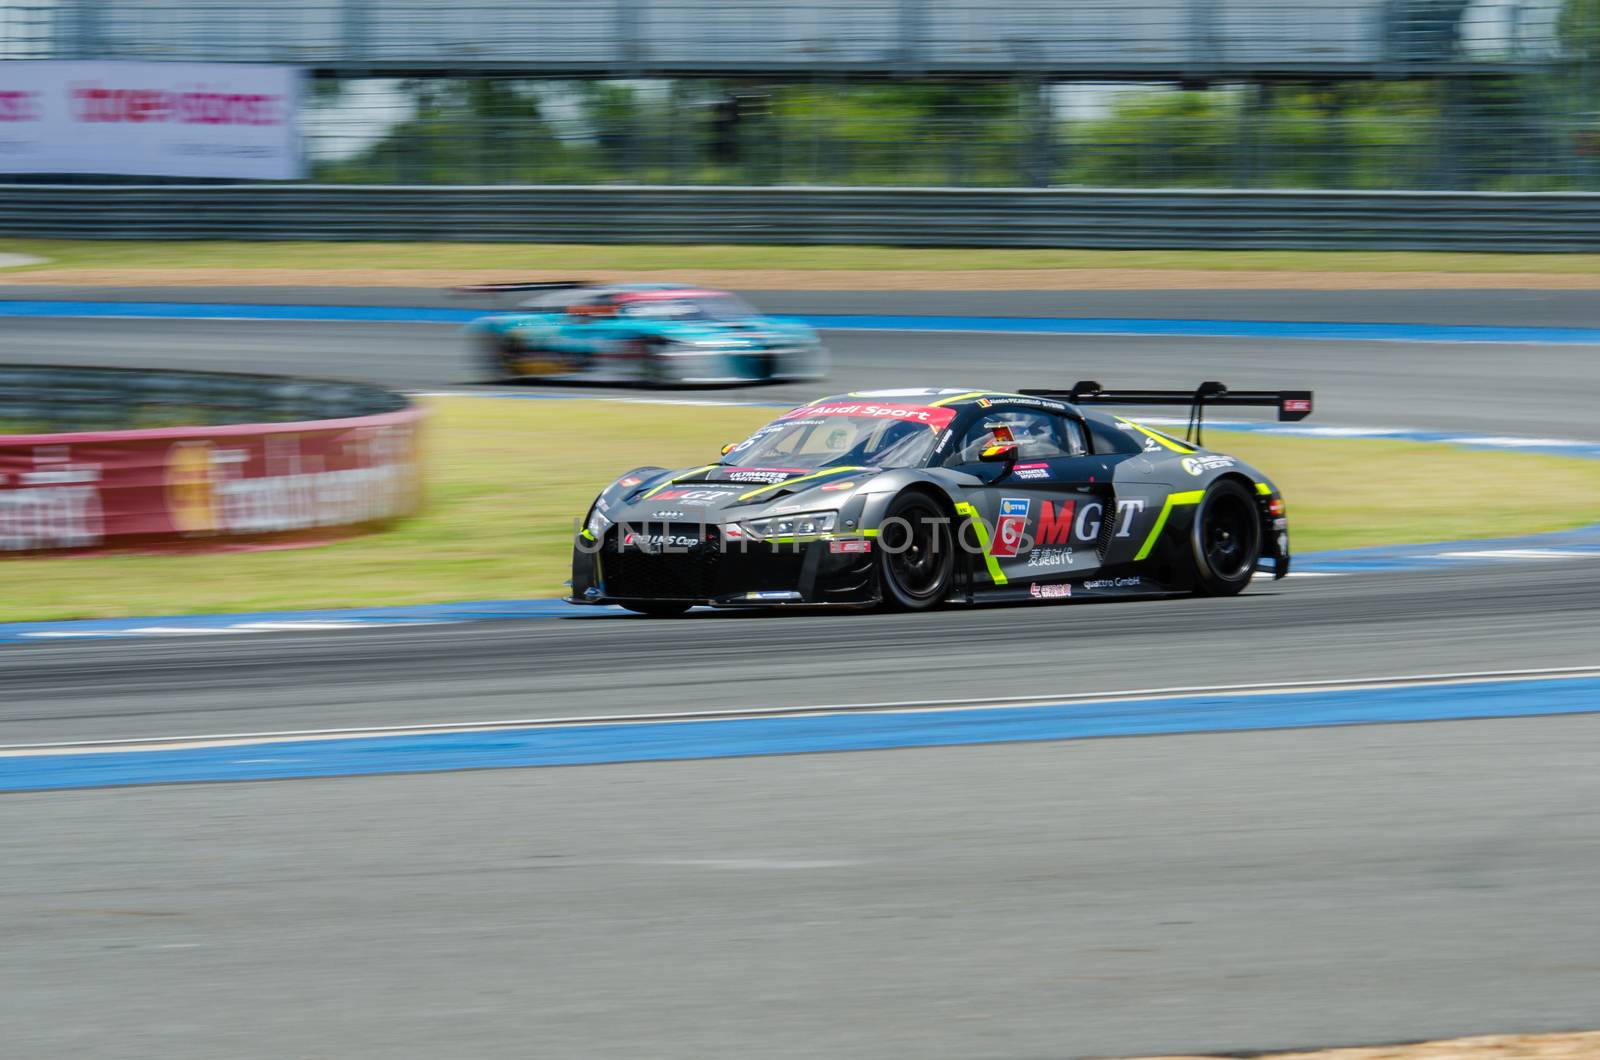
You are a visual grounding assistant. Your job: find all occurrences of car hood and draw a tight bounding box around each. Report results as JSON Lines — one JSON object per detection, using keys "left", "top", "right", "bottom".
{"left": 598, "top": 464, "right": 870, "bottom": 524}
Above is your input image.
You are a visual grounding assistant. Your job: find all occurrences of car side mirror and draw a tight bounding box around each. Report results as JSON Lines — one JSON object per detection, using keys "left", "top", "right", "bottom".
{"left": 979, "top": 442, "right": 1018, "bottom": 480}
{"left": 721, "top": 442, "right": 738, "bottom": 456}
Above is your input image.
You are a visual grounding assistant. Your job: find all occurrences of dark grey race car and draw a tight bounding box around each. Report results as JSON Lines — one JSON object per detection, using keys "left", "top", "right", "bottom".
{"left": 569, "top": 382, "right": 1311, "bottom": 615}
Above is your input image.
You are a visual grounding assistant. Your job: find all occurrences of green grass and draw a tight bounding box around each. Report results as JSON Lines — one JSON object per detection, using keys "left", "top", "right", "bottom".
{"left": 7, "top": 238, "right": 1600, "bottom": 274}
{"left": 4, "top": 397, "right": 1599, "bottom": 622}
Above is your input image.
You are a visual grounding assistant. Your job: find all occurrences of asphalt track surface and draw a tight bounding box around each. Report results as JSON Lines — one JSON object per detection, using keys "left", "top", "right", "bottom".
{"left": 6, "top": 310, "right": 1600, "bottom": 437}
{"left": 4, "top": 290, "right": 1600, "bottom": 1058}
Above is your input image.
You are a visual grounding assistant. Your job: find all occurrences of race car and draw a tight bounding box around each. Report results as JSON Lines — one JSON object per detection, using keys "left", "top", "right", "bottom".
{"left": 461, "top": 281, "right": 828, "bottom": 387}
{"left": 570, "top": 382, "right": 1312, "bottom": 615}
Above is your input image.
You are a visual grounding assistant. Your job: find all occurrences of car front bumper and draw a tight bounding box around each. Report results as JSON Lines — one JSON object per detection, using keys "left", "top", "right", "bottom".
{"left": 570, "top": 530, "right": 878, "bottom": 608}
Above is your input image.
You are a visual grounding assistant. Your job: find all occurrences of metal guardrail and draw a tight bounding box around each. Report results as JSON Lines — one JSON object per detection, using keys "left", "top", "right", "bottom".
{"left": 3, "top": 184, "right": 1600, "bottom": 251}
{"left": 0, "top": 364, "right": 409, "bottom": 433}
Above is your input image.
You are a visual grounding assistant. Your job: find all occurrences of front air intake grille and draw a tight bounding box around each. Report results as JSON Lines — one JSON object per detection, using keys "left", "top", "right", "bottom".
{"left": 602, "top": 551, "right": 718, "bottom": 599}
{"left": 601, "top": 524, "right": 720, "bottom": 600}
{"left": 600, "top": 526, "right": 813, "bottom": 601}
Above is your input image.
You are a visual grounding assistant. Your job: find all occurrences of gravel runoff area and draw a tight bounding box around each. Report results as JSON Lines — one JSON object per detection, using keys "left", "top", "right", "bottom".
{"left": 1119, "top": 1031, "right": 1600, "bottom": 1060}
{"left": 11, "top": 266, "right": 1600, "bottom": 290}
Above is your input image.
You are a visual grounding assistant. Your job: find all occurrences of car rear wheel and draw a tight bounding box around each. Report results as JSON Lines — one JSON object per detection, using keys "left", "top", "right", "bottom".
{"left": 620, "top": 602, "right": 692, "bottom": 617}
{"left": 877, "top": 493, "right": 954, "bottom": 611}
{"left": 1189, "top": 479, "right": 1261, "bottom": 596}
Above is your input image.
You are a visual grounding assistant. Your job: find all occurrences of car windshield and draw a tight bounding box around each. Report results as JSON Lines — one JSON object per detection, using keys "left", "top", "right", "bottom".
{"left": 616, "top": 293, "right": 757, "bottom": 322}
{"left": 722, "top": 402, "right": 957, "bottom": 470}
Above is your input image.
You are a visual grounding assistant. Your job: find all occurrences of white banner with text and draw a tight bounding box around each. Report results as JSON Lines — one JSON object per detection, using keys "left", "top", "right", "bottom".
{"left": 0, "top": 61, "right": 302, "bottom": 180}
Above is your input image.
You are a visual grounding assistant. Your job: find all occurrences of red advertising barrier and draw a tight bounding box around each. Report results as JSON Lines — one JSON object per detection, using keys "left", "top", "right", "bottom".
{"left": 1, "top": 407, "right": 424, "bottom": 554}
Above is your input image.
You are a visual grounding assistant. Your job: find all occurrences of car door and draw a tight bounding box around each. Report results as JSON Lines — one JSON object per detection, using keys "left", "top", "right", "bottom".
{"left": 941, "top": 405, "right": 1117, "bottom": 591}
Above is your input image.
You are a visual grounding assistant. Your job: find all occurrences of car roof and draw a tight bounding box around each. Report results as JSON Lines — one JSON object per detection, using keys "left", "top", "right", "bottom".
{"left": 516, "top": 282, "right": 736, "bottom": 309}
{"left": 804, "top": 388, "right": 1075, "bottom": 413}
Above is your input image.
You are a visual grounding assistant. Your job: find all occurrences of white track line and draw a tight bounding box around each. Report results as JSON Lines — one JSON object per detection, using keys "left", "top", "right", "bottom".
{"left": 5, "top": 665, "right": 1599, "bottom": 758}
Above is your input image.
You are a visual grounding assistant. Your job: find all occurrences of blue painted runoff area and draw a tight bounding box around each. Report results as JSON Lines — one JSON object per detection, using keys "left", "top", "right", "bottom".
{"left": 7, "top": 299, "right": 1600, "bottom": 344}
{"left": 1293, "top": 521, "right": 1600, "bottom": 573}
{"left": 5, "top": 674, "right": 1599, "bottom": 792}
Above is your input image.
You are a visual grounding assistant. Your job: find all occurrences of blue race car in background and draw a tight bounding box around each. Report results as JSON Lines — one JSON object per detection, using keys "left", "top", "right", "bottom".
{"left": 460, "top": 281, "right": 829, "bottom": 387}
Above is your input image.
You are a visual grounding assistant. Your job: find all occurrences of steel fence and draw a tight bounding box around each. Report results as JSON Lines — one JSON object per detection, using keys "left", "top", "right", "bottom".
{"left": 3, "top": 183, "right": 1599, "bottom": 250}
{"left": 20, "top": 0, "right": 1561, "bottom": 74}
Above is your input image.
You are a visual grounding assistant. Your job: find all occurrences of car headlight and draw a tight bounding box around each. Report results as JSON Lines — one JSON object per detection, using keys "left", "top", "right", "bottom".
{"left": 585, "top": 507, "right": 613, "bottom": 537}
{"left": 741, "top": 510, "right": 836, "bottom": 539}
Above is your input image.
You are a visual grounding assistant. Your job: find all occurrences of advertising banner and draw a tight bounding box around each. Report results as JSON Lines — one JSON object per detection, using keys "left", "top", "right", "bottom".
{"left": 0, "top": 412, "right": 422, "bottom": 554}
{"left": 0, "top": 61, "right": 302, "bottom": 180}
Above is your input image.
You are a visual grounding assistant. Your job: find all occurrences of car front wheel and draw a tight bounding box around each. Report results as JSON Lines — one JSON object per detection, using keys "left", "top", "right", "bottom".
{"left": 877, "top": 493, "right": 955, "bottom": 611}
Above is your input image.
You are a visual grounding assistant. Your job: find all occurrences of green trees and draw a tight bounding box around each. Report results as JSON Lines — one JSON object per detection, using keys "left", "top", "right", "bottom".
{"left": 305, "top": 74, "right": 1584, "bottom": 190}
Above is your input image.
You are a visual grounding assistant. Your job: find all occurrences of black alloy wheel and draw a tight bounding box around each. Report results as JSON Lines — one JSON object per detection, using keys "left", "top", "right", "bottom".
{"left": 1189, "top": 479, "right": 1262, "bottom": 596}
{"left": 877, "top": 493, "right": 955, "bottom": 611}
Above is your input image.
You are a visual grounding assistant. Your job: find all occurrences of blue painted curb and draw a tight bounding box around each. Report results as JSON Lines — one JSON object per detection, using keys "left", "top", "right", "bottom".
{"left": 5, "top": 675, "right": 1598, "bottom": 791}
{"left": 7, "top": 299, "right": 1600, "bottom": 345}
{"left": 0, "top": 598, "right": 597, "bottom": 645}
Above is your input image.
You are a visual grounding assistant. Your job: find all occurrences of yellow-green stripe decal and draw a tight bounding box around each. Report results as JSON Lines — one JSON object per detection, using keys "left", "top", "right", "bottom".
{"left": 1134, "top": 490, "right": 1205, "bottom": 562}
{"left": 1255, "top": 482, "right": 1272, "bottom": 496}
{"left": 736, "top": 466, "right": 866, "bottom": 502}
{"left": 954, "top": 501, "right": 1007, "bottom": 586}
{"left": 1116, "top": 417, "right": 1196, "bottom": 454}
{"left": 641, "top": 465, "right": 717, "bottom": 500}
{"left": 931, "top": 391, "right": 985, "bottom": 407}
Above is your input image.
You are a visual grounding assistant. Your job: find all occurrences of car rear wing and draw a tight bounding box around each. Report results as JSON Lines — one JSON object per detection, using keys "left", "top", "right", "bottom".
{"left": 1019, "top": 380, "right": 1313, "bottom": 446}
{"left": 452, "top": 280, "right": 589, "bottom": 294}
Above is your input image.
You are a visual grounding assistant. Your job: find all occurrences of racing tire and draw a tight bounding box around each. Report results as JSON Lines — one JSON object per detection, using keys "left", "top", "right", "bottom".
{"left": 635, "top": 340, "right": 672, "bottom": 388}
{"left": 877, "top": 492, "right": 955, "bottom": 611}
{"left": 479, "top": 335, "right": 515, "bottom": 383}
{"left": 620, "top": 602, "right": 693, "bottom": 617}
{"left": 1188, "top": 479, "right": 1262, "bottom": 597}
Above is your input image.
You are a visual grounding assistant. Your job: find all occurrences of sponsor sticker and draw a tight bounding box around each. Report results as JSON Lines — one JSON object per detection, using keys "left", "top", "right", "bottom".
{"left": 723, "top": 468, "right": 794, "bottom": 484}
{"left": 830, "top": 538, "right": 872, "bottom": 554}
{"left": 1014, "top": 462, "right": 1049, "bottom": 480}
{"left": 652, "top": 488, "right": 736, "bottom": 504}
{"left": 1082, "top": 576, "right": 1142, "bottom": 589}
{"left": 991, "top": 497, "right": 1030, "bottom": 558}
{"left": 1026, "top": 546, "right": 1073, "bottom": 568}
{"left": 1029, "top": 582, "right": 1071, "bottom": 599}
{"left": 1283, "top": 398, "right": 1312, "bottom": 414}
{"left": 622, "top": 531, "right": 699, "bottom": 550}
{"left": 1181, "top": 455, "right": 1237, "bottom": 476}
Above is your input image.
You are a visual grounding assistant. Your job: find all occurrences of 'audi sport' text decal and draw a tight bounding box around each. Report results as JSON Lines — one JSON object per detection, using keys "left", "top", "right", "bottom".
{"left": 779, "top": 403, "right": 957, "bottom": 430}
